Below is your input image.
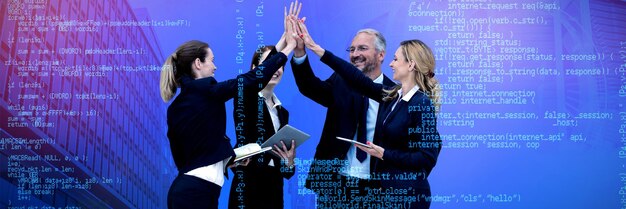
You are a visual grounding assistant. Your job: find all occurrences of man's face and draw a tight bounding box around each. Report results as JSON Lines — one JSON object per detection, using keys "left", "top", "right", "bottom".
{"left": 349, "top": 33, "right": 383, "bottom": 74}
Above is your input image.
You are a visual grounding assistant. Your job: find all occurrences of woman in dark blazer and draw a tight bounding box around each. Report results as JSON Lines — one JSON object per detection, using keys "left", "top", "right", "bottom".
{"left": 228, "top": 45, "right": 296, "bottom": 209}
{"left": 297, "top": 21, "right": 442, "bottom": 209}
{"left": 159, "top": 16, "right": 298, "bottom": 208}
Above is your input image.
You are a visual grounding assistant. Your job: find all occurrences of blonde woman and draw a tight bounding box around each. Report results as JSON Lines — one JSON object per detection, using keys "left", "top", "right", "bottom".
{"left": 160, "top": 15, "right": 298, "bottom": 208}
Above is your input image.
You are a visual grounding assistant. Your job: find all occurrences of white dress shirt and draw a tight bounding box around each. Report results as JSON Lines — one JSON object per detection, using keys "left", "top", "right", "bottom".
{"left": 340, "top": 73, "right": 384, "bottom": 179}
{"left": 259, "top": 92, "right": 282, "bottom": 167}
{"left": 185, "top": 158, "right": 229, "bottom": 187}
{"left": 183, "top": 93, "right": 285, "bottom": 186}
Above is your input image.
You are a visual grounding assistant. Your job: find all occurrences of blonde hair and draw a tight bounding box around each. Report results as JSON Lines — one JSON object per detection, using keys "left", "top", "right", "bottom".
{"left": 160, "top": 54, "right": 177, "bottom": 102}
{"left": 383, "top": 40, "right": 441, "bottom": 112}
{"left": 160, "top": 40, "right": 210, "bottom": 102}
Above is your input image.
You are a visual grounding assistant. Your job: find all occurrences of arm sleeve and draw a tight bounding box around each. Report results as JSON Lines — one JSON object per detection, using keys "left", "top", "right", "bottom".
{"left": 194, "top": 52, "right": 288, "bottom": 102}
{"left": 293, "top": 54, "right": 307, "bottom": 64}
{"left": 382, "top": 96, "right": 442, "bottom": 174}
{"left": 319, "top": 50, "right": 385, "bottom": 102}
{"left": 281, "top": 164, "right": 295, "bottom": 179}
{"left": 291, "top": 55, "right": 335, "bottom": 107}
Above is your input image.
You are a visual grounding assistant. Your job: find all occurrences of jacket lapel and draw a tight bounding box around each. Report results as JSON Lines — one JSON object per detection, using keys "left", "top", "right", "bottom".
{"left": 382, "top": 74, "right": 395, "bottom": 87}
{"left": 277, "top": 106, "right": 289, "bottom": 128}
{"left": 383, "top": 99, "right": 404, "bottom": 125}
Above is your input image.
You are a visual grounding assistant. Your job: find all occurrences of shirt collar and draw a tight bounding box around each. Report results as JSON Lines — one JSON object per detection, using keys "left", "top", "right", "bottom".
{"left": 258, "top": 92, "right": 282, "bottom": 109}
{"left": 397, "top": 85, "right": 420, "bottom": 102}
{"left": 373, "top": 73, "right": 384, "bottom": 84}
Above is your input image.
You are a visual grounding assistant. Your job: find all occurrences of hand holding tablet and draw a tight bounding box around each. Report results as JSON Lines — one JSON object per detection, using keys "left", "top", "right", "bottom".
{"left": 336, "top": 136, "right": 372, "bottom": 148}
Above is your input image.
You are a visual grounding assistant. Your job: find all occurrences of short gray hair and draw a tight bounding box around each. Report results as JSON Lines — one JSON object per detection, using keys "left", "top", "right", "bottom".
{"left": 357, "top": 28, "right": 386, "bottom": 52}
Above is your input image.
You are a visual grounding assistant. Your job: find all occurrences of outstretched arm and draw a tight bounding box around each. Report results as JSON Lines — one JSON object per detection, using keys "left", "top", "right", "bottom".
{"left": 288, "top": 3, "right": 335, "bottom": 107}
{"left": 191, "top": 52, "right": 288, "bottom": 102}
{"left": 295, "top": 20, "right": 385, "bottom": 102}
{"left": 291, "top": 56, "right": 335, "bottom": 107}
{"left": 196, "top": 4, "right": 300, "bottom": 102}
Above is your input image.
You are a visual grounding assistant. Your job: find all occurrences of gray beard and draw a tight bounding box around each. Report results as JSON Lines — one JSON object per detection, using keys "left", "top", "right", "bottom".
{"left": 360, "top": 63, "right": 376, "bottom": 76}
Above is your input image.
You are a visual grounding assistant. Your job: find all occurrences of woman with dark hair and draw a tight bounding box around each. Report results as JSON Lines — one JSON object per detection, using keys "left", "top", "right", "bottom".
{"left": 228, "top": 44, "right": 296, "bottom": 209}
{"left": 296, "top": 21, "right": 442, "bottom": 209}
{"left": 159, "top": 13, "right": 299, "bottom": 209}
{"left": 228, "top": 4, "right": 303, "bottom": 209}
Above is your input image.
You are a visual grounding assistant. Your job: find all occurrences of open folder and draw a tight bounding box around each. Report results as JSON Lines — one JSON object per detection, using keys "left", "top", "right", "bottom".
{"left": 261, "top": 124, "right": 310, "bottom": 155}
{"left": 233, "top": 143, "right": 272, "bottom": 163}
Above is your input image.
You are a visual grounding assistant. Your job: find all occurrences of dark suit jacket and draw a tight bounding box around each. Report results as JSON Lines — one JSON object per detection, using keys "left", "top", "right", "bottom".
{"left": 166, "top": 52, "right": 288, "bottom": 174}
{"left": 320, "top": 50, "right": 442, "bottom": 209}
{"left": 228, "top": 90, "right": 293, "bottom": 209}
{"left": 291, "top": 55, "right": 395, "bottom": 190}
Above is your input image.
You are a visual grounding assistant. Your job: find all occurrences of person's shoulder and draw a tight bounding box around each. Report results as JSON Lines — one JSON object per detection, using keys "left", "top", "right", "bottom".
{"left": 178, "top": 76, "right": 213, "bottom": 92}
{"left": 381, "top": 74, "right": 396, "bottom": 87}
{"left": 190, "top": 76, "right": 217, "bottom": 86}
{"left": 409, "top": 90, "right": 433, "bottom": 106}
{"left": 331, "top": 73, "right": 357, "bottom": 91}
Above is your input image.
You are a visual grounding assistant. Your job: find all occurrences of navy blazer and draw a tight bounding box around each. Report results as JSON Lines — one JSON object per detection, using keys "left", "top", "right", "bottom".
{"left": 291, "top": 55, "right": 395, "bottom": 189}
{"left": 229, "top": 90, "right": 293, "bottom": 209}
{"left": 320, "top": 50, "right": 442, "bottom": 208}
{"left": 166, "top": 52, "right": 288, "bottom": 174}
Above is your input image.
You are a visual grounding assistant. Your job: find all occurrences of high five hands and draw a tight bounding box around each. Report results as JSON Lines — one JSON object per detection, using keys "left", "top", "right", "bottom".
{"left": 294, "top": 15, "right": 325, "bottom": 57}
{"left": 281, "top": 1, "right": 325, "bottom": 58}
{"left": 277, "top": 1, "right": 301, "bottom": 52}
{"left": 286, "top": 1, "right": 384, "bottom": 160}
{"left": 276, "top": 1, "right": 301, "bottom": 56}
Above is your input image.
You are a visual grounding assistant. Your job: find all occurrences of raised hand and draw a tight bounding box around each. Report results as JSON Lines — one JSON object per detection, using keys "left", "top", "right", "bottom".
{"left": 284, "top": 0, "right": 302, "bottom": 36}
{"left": 277, "top": 1, "right": 302, "bottom": 51}
{"left": 283, "top": 15, "right": 298, "bottom": 52}
{"left": 287, "top": 0, "right": 302, "bottom": 19}
{"left": 286, "top": 1, "right": 306, "bottom": 57}
{"left": 295, "top": 18, "right": 325, "bottom": 57}
{"left": 279, "top": 1, "right": 302, "bottom": 56}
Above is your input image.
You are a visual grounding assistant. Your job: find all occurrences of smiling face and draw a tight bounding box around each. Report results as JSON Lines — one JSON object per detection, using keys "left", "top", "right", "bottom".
{"left": 389, "top": 46, "right": 413, "bottom": 82}
{"left": 193, "top": 47, "right": 217, "bottom": 79}
{"left": 256, "top": 49, "right": 283, "bottom": 87}
{"left": 349, "top": 33, "right": 384, "bottom": 74}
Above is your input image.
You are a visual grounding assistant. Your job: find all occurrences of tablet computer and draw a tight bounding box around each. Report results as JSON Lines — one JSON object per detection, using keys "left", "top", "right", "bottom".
{"left": 336, "top": 136, "right": 372, "bottom": 148}
{"left": 261, "top": 124, "right": 310, "bottom": 150}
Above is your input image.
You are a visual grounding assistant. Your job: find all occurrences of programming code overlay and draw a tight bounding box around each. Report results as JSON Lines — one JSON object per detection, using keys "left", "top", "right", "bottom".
{"left": 0, "top": 0, "right": 624, "bottom": 209}
{"left": 0, "top": 0, "right": 183, "bottom": 208}
{"left": 404, "top": 0, "right": 624, "bottom": 208}
{"left": 405, "top": 0, "right": 617, "bottom": 150}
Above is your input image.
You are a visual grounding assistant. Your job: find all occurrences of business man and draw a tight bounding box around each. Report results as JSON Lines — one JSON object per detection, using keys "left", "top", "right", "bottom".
{"left": 291, "top": 28, "right": 395, "bottom": 208}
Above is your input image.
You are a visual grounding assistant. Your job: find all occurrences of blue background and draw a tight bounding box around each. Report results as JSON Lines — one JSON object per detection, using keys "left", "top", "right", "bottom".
{"left": 0, "top": 0, "right": 625, "bottom": 208}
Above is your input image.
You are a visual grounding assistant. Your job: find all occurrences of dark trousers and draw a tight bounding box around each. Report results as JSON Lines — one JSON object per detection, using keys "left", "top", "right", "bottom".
{"left": 168, "top": 174, "right": 221, "bottom": 209}
{"left": 315, "top": 174, "right": 380, "bottom": 209}
{"left": 228, "top": 166, "right": 285, "bottom": 209}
